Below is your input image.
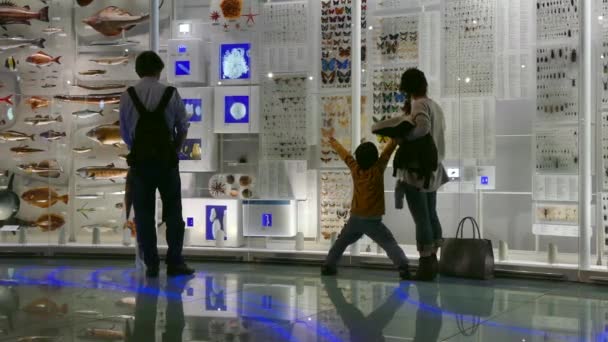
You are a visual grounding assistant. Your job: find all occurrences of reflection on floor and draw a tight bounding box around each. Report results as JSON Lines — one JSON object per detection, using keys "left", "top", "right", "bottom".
{"left": 0, "top": 259, "right": 604, "bottom": 341}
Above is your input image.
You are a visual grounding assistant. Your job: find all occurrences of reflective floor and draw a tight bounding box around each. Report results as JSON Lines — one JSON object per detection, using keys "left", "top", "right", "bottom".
{"left": 0, "top": 259, "right": 605, "bottom": 341}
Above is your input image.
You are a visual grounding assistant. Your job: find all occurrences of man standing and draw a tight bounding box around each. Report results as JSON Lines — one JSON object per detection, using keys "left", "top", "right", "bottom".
{"left": 119, "top": 51, "right": 194, "bottom": 278}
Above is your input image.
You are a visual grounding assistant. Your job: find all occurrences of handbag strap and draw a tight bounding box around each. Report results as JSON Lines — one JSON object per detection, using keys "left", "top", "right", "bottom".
{"left": 456, "top": 315, "right": 481, "bottom": 336}
{"left": 456, "top": 216, "right": 481, "bottom": 239}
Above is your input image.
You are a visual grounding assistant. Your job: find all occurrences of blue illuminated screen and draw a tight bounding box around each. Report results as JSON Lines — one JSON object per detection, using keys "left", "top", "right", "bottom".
{"left": 219, "top": 43, "right": 251, "bottom": 80}
{"left": 262, "top": 213, "right": 272, "bottom": 228}
{"left": 224, "top": 95, "right": 249, "bottom": 124}
{"left": 175, "top": 60, "right": 190, "bottom": 76}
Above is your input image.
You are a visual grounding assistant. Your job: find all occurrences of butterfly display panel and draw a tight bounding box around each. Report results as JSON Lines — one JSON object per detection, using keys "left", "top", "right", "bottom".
{"left": 371, "top": 65, "right": 412, "bottom": 122}
{"left": 536, "top": 0, "right": 579, "bottom": 41}
{"left": 536, "top": 127, "right": 579, "bottom": 174}
{"left": 262, "top": 1, "right": 309, "bottom": 73}
{"left": 320, "top": 171, "right": 351, "bottom": 241}
{"left": 320, "top": 0, "right": 367, "bottom": 89}
{"left": 372, "top": 16, "right": 418, "bottom": 63}
{"left": 261, "top": 76, "right": 308, "bottom": 160}
{"left": 443, "top": 0, "right": 496, "bottom": 96}
{"left": 536, "top": 45, "right": 579, "bottom": 123}
{"left": 320, "top": 96, "right": 352, "bottom": 167}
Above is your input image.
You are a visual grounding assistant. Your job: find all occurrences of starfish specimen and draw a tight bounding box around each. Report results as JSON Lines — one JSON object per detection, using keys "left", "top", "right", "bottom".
{"left": 242, "top": 7, "right": 258, "bottom": 25}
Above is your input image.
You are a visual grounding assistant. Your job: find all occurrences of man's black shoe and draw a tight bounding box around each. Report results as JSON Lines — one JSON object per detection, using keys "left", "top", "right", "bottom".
{"left": 167, "top": 264, "right": 195, "bottom": 277}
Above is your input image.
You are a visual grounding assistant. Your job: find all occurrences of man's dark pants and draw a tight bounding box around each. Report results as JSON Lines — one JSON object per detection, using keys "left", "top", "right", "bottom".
{"left": 132, "top": 162, "right": 185, "bottom": 269}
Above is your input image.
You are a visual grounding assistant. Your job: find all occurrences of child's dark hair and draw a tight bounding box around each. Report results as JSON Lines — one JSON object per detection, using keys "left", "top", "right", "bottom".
{"left": 400, "top": 68, "right": 427, "bottom": 97}
{"left": 135, "top": 51, "right": 165, "bottom": 78}
{"left": 355, "top": 142, "right": 379, "bottom": 170}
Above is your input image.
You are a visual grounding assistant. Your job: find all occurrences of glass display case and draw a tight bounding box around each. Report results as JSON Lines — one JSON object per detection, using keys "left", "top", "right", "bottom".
{"left": 1, "top": 0, "right": 608, "bottom": 280}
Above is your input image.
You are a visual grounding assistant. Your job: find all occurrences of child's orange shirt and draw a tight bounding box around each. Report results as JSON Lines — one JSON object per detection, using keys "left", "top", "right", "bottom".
{"left": 330, "top": 139, "right": 397, "bottom": 217}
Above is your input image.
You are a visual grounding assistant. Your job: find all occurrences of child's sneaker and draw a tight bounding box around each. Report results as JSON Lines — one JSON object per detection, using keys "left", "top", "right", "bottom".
{"left": 321, "top": 265, "right": 337, "bottom": 276}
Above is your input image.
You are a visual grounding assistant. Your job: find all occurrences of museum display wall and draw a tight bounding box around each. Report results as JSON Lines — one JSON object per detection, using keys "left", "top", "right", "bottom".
{"left": 0, "top": 0, "right": 606, "bottom": 273}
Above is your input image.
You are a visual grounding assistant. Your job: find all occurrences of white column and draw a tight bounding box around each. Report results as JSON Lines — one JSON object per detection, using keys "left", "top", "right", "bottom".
{"left": 351, "top": 0, "right": 362, "bottom": 147}
{"left": 349, "top": 0, "right": 362, "bottom": 257}
{"left": 579, "top": 0, "right": 592, "bottom": 270}
{"left": 150, "top": 0, "right": 160, "bottom": 52}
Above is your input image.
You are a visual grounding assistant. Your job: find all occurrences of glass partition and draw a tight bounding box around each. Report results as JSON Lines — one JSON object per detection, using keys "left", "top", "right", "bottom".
{"left": 0, "top": 0, "right": 601, "bottom": 275}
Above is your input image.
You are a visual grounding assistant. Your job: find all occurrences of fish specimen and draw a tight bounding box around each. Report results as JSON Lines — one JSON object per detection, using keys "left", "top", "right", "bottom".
{"left": 74, "top": 310, "right": 102, "bottom": 317}
{"left": 24, "top": 114, "right": 61, "bottom": 126}
{"left": 88, "top": 39, "right": 138, "bottom": 47}
{"left": 0, "top": 174, "right": 19, "bottom": 221}
{"left": 79, "top": 328, "right": 124, "bottom": 340}
{"left": 18, "top": 159, "right": 61, "bottom": 178}
{"left": 78, "top": 69, "right": 105, "bottom": 76}
{"left": 0, "top": 94, "right": 12, "bottom": 104}
{"left": 22, "top": 297, "right": 67, "bottom": 317}
{"left": 72, "top": 109, "right": 104, "bottom": 119}
{"left": 0, "top": 130, "right": 34, "bottom": 141}
{"left": 76, "top": 202, "right": 103, "bottom": 219}
{"left": 0, "top": 3, "right": 49, "bottom": 30}
{"left": 26, "top": 96, "right": 49, "bottom": 110}
{"left": 41, "top": 26, "right": 62, "bottom": 35}
{"left": 39, "top": 130, "right": 66, "bottom": 141}
{"left": 4, "top": 56, "right": 16, "bottom": 70}
{"left": 17, "top": 336, "right": 59, "bottom": 342}
{"left": 21, "top": 187, "right": 68, "bottom": 208}
{"left": 10, "top": 145, "right": 44, "bottom": 154}
{"left": 32, "top": 213, "right": 65, "bottom": 231}
{"left": 86, "top": 121, "right": 124, "bottom": 147}
{"left": 0, "top": 36, "right": 44, "bottom": 50}
{"left": 41, "top": 83, "right": 55, "bottom": 88}
{"left": 82, "top": 6, "right": 149, "bottom": 37}
{"left": 26, "top": 51, "right": 60, "bottom": 66}
{"left": 89, "top": 55, "right": 129, "bottom": 66}
{"left": 75, "top": 193, "right": 102, "bottom": 199}
{"left": 75, "top": 83, "right": 125, "bottom": 91}
{"left": 81, "top": 223, "right": 117, "bottom": 233}
{"left": 77, "top": 163, "right": 128, "bottom": 182}
{"left": 115, "top": 297, "right": 135, "bottom": 307}
{"left": 73, "top": 146, "right": 92, "bottom": 153}
{"left": 54, "top": 92, "right": 121, "bottom": 105}
{"left": 104, "top": 314, "right": 134, "bottom": 321}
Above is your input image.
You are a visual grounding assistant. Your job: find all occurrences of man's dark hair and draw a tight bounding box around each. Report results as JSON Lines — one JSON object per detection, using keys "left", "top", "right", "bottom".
{"left": 135, "top": 51, "right": 165, "bottom": 78}
{"left": 400, "top": 68, "right": 428, "bottom": 97}
{"left": 355, "top": 142, "right": 379, "bottom": 170}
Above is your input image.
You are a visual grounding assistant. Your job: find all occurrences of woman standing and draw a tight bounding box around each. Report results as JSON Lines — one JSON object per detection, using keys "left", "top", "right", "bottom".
{"left": 397, "top": 68, "right": 448, "bottom": 281}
